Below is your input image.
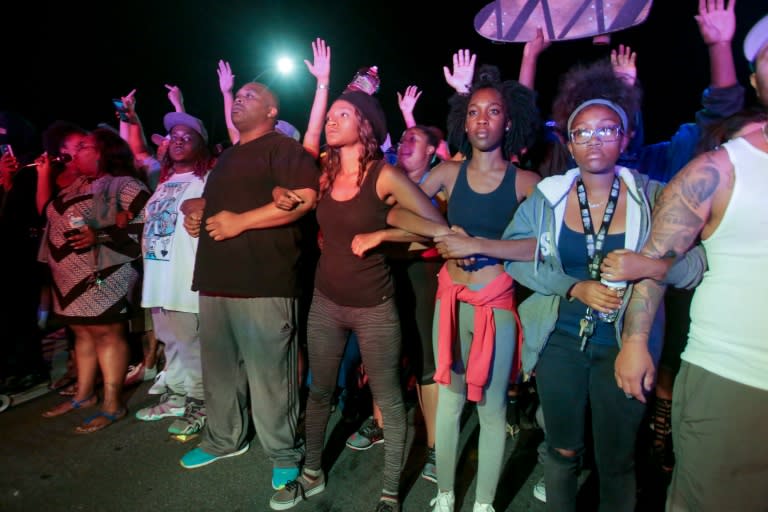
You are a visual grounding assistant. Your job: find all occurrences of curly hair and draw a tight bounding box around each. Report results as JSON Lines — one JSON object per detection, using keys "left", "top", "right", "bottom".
{"left": 92, "top": 128, "right": 141, "bottom": 179}
{"left": 551, "top": 59, "right": 642, "bottom": 137}
{"left": 319, "top": 107, "right": 383, "bottom": 198}
{"left": 446, "top": 64, "right": 540, "bottom": 160}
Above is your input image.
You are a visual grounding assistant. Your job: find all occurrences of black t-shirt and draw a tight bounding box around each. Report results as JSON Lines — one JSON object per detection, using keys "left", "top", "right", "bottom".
{"left": 192, "top": 132, "right": 319, "bottom": 297}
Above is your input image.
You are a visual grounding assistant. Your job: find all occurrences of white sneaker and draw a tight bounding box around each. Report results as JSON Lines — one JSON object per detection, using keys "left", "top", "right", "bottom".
{"left": 473, "top": 503, "right": 495, "bottom": 512}
{"left": 148, "top": 370, "right": 167, "bottom": 395}
{"left": 430, "top": 490, "right": 454, "bottom": 512}
{"left": 533, "top": 476, "right": 546, "bottom": 503}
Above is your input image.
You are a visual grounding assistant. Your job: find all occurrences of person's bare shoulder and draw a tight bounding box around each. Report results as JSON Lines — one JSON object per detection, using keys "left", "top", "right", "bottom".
{"left": 515, "top": 168, "right": 542, "bottom": 199}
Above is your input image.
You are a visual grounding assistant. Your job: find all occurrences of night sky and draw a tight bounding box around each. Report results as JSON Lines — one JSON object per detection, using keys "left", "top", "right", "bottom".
{"left": 3, "top": 1, "right": 764, "bottom": 152}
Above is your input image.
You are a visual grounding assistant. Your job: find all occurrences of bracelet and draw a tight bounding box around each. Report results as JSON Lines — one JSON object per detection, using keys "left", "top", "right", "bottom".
{"left": 317, "top": 83, "right": 328, "bottom": 90}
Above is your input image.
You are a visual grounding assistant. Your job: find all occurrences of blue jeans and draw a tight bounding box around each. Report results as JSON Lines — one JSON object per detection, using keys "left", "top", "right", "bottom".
{"left": 535, "top": 331, "right": 646, "bottom": 512}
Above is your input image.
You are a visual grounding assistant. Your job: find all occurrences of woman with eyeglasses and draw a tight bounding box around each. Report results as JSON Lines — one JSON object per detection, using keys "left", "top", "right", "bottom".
{"left": 501, "top": 60, "right": 677, "bottom": 512}
{"left": 38, "top": 128, "right": 150, "bottom": 434}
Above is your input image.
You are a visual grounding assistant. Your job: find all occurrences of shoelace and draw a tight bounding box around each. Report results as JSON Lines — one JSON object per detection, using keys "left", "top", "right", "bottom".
{"left": 375, "top": 499, "right": 398, "bottom": 512}
{"left": 359, "top": 419, "right": 382, "bottom": 438}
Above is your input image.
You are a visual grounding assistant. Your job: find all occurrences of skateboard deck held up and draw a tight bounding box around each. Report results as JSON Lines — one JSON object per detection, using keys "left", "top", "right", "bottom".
{"left": 474, "top": 0, "right": 653, "bottom": 43}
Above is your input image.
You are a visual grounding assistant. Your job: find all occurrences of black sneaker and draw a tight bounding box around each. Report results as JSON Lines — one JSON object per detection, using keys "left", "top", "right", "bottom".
{"left": 346, "top": 416, "right": 384, "bottom": 450}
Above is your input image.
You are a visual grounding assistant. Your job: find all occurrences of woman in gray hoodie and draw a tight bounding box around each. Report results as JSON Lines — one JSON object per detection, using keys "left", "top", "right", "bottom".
{"left": 500, "top": 61, "right": 705, "bottom": 512}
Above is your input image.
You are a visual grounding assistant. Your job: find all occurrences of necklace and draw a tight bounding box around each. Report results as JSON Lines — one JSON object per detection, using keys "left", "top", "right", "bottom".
{"left": 588, "top": 201, "right": 603, "bottom": 208}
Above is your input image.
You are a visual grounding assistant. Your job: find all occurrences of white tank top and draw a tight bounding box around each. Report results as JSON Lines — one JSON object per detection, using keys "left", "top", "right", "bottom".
{"left": 684, "top": 136, "right": 768, "bottom": 390}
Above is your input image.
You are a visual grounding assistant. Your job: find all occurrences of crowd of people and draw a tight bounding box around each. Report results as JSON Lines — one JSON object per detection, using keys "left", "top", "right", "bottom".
{"left": 0, "top": 3, "right": 766, "bottom": 511}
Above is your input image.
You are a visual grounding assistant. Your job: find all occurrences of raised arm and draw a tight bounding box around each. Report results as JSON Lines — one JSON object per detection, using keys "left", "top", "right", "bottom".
{"left": 695, "top": 0, "right": 737, "bottom": 89}
{"left": 443, "top": 49, "right": 476, "bottom": 95}
{"left": 217, "top": 59, "right": 240, "bottom": 145}
{"left": 166, "top": 84, "right": 185, "bottom": 113}
{"left": 397, "top": 85, "right": 422, "bottom": 128}
{"left": 518, "top": 26, "right": 551, "bottom": 90}
{"left": 611, "top": 44, "right": 637, "bottom": 87}
{"left": 302, "top": 38, "right": 331, "bottom": 158}
{"left": 118, "top": 89, "right": 153, "bottom": 162}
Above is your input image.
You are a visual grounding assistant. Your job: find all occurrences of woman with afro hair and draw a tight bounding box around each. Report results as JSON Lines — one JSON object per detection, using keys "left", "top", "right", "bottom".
{"left": 389, "top": 57, "right": 542, "bottom": 512}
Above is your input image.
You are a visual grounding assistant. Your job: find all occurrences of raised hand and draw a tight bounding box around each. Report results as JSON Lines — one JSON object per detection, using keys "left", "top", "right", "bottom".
{"left": 217, "top": 60, "right": 235, "bottom": 94}
{"left": 443, "top": 49, "right": 476, "bottom": 94}
{"left": 397, "top": 85, "right": 423, "bottom": 117}
{"left": 304, "top": 37, "right": 331, "bottom": 83}
{"left": 523, "top": 26, "right": 551, "bottom": 59}
{"left": 610, "top": 44, "right": 637, "bottom": 86}
{"left": 165, "top": 84, "right": 184, "bottom": 112}
{"left": 121, "top": 88, "right": 137, "bottom": 115}
{"left": 695, "top": 0, "right": 736, "bottom": 46}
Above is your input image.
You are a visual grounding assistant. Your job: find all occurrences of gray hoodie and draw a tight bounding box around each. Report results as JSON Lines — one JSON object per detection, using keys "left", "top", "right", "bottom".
{"left": 503, "top": 166, "right": 706, "bottom": 376}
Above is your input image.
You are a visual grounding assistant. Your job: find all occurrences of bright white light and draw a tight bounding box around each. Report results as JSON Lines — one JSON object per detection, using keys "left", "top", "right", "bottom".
{"left": 276, "top": 57, "right": 294, "bottom": 75}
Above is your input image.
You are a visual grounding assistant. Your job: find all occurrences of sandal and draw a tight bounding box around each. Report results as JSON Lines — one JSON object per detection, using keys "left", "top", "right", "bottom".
{"left": 42, "top": 394, "right": 97, "bottom": 418}
{"left": 74, "top": 408, "right": 127, "bottom": 434}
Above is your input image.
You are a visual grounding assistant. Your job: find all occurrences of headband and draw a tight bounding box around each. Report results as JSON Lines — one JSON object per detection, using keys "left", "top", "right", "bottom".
{"left": 567, "top": 99, "right": 629, "bottom": 134}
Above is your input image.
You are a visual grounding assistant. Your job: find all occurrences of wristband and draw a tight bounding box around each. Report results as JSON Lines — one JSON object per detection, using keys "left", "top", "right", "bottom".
{"left": 317, "top": 83, "right": 328, "bottom": 90}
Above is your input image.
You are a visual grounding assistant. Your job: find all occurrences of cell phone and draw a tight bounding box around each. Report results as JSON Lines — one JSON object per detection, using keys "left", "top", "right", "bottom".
{"left": 112, "top": 98, "right": 130, "bottom": 122}
{"left": 0, "top": 144, "right": 14, "bottom": 158}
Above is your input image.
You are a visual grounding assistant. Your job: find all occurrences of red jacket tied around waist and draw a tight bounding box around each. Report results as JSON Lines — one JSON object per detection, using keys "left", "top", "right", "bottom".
{"left": 434, "top": 266, "right": 521, "bottom": 402}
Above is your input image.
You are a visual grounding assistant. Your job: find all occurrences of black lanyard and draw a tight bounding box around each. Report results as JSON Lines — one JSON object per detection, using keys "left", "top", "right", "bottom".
{"left": 576, "top": 174, "right": 621, "bottom": 350}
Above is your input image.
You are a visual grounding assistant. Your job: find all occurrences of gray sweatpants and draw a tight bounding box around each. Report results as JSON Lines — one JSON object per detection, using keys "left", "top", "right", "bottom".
{"left": 151, "top": 308, "right": 203, "bottom": 400}
{"left": 198, "top": 295, "right": 303, "bottom": 468}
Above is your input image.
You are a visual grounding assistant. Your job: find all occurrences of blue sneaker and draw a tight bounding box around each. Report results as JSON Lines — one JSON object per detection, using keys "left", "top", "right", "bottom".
{"left": 272, "top": 466, "right": 300, "bottom": 490}
{"left": 179, "top": 444, "right": 249, "bottom": 469}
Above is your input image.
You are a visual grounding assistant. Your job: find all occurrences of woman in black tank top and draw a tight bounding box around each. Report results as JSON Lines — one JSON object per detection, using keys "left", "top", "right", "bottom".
{"left": 271, "top": 91, "right": 446, "bottom": 512}
{"left": 386, "top": 63, "right": 542, "bottom": 512}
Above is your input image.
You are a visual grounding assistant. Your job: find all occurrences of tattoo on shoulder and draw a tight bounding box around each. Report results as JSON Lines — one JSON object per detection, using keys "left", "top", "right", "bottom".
{"left": 680, "top": 160, "right": 719, "bottom": 209}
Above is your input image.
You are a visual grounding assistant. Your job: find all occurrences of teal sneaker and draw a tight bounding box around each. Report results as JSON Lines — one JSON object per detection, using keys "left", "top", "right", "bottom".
{"left": 272, "top": 466, "right": 300, "bottom": 490}
{"left": 179, "top": 444, "right": 249, "bottom": 469}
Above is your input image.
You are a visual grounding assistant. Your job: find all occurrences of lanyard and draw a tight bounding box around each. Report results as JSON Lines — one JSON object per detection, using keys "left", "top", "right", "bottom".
{"left": 576, "top": 174, "right": 621, "bottom": 350}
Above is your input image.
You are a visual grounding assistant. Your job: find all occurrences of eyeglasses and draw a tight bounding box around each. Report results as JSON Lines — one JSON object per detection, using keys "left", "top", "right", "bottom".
{"left": 568, "top": 126, "right": 623, "bottom": 145}
{"left": 170, "top": 134, "right": 194, "bottom": 144}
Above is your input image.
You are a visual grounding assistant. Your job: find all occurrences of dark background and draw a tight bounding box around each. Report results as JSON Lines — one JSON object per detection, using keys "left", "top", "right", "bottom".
{"left": 2, "top": 1, "right": 763, "bottom": 152}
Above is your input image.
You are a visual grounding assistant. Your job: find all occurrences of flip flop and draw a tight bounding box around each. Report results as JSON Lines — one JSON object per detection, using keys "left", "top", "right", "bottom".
{"left": 42, "top": 394, "right": 97, "bottom": 418}
{"left": 74, "top": 408, "right": 127, "bottom": 434}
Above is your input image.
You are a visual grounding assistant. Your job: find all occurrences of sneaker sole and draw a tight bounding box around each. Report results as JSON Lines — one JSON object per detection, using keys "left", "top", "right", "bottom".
{"left": 180, "top": 444, "right": 249, "bottom": 469}
{"left": 345, "top": 438, "right": 384, "bottom": 451}
{"left": 420, "top": 471, "right": 437, "bottom": 484}
{"left": 135, "top": 408, "right": 185, "bottom": 421}
{"left": 269, "top": 480, "right": 326, "bottom": 510}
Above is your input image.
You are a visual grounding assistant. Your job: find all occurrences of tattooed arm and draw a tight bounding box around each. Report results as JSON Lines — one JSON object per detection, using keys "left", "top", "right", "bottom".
{"left": 616, "top": 148, "right": 733, "bottom": 401}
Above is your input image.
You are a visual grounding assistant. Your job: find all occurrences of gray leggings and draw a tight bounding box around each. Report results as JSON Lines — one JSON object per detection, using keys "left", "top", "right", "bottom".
{"left": 303, "top": 290, "right": 406, "bottom": 495}
{"left": 433, "top": 296, "right": 518, "bottom": 504}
